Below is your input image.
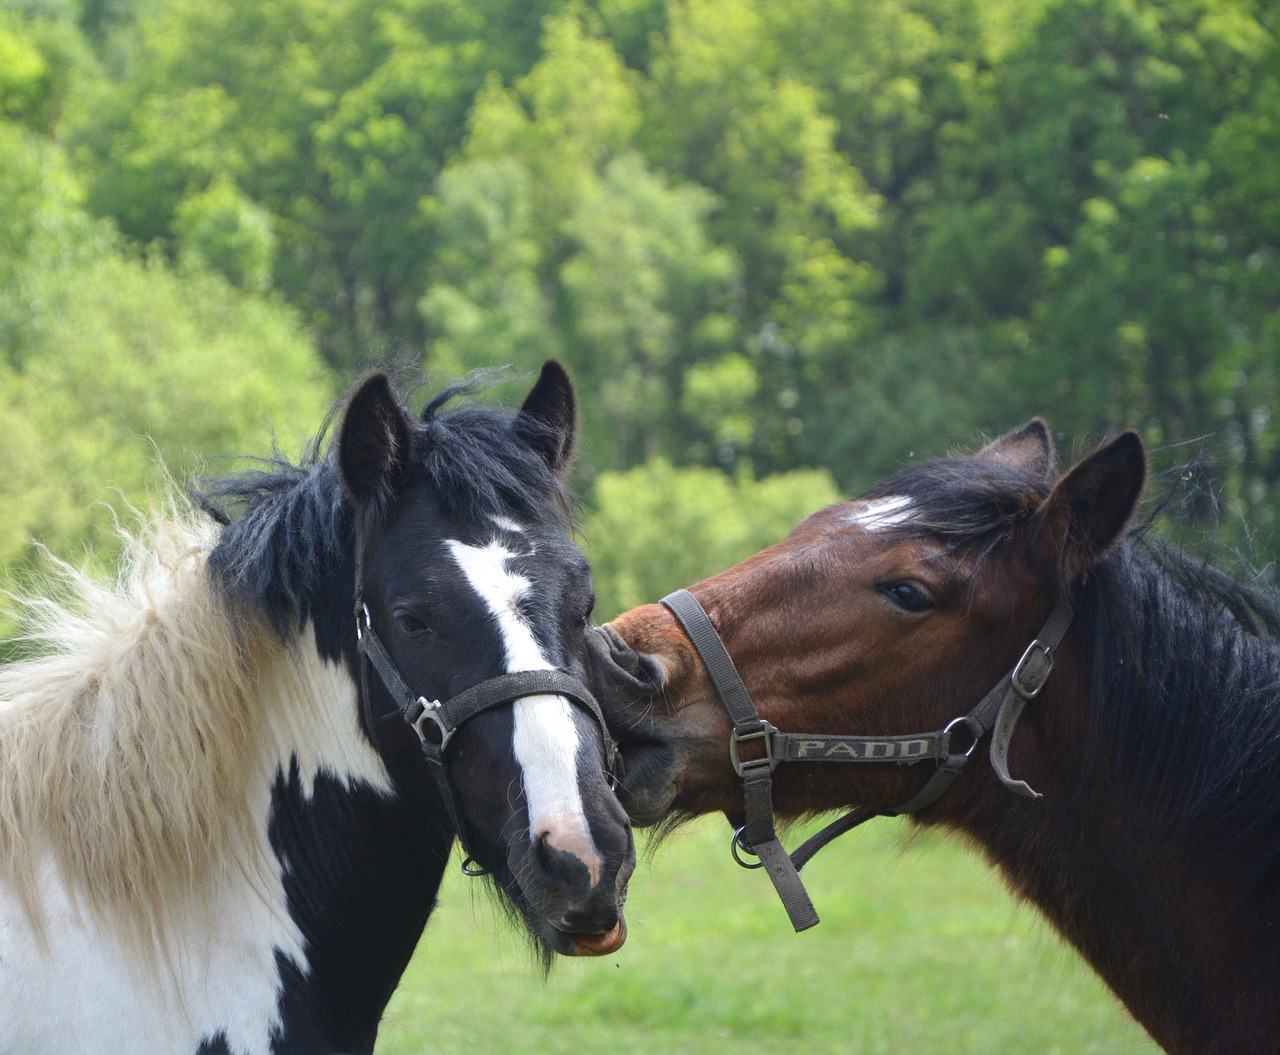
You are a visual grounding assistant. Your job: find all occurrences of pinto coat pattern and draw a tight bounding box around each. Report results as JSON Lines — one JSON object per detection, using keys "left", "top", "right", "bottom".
{"left": 0, "top": 363, "right": 633, "bottom": 1054}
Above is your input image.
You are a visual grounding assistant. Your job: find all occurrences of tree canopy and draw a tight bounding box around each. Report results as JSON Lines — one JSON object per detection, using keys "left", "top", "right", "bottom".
{"left": 2, "top": 0, "right": 1278, "bottom": 618}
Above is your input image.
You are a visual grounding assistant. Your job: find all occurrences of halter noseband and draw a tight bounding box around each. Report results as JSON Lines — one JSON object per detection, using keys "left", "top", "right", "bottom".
{"left": 352, "top": 535, "right": 615, "bottom": 876}
{"left": 660, "top": 588, "right": 1074, "bottom": 932}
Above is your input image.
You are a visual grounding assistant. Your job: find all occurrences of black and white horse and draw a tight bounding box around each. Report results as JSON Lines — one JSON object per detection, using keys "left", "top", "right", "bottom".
{"left": 0, "top": 362, "right": 633, "bottom": 1054}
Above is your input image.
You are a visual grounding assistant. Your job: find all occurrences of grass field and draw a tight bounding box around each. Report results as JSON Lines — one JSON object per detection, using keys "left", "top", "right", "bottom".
{"left": 375, "top": 818, "right": 1160, "bottom": 1054}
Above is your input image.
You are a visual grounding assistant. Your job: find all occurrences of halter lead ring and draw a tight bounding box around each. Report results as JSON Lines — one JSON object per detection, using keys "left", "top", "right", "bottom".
{"left": 660, "top": 588, "right": 1074, "bottom": 932}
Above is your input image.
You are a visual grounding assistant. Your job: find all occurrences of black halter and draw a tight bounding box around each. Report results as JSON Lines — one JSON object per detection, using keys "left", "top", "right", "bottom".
{"left": 352, "top": 535, "right": 615, "bottom": 875}
{"left": 660, "top": 588, "right": 1074, "bottom": 932}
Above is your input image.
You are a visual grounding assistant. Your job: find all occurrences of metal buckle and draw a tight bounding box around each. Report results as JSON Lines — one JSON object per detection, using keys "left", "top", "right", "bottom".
{"left": 1011, "top": 639, "right": 1054, "bottom": 700}
{"left": 729, "top": 721, "right": 778, "bottom": 776}
{"left": 410, "top": 697, "right": 454, "bottom": 750}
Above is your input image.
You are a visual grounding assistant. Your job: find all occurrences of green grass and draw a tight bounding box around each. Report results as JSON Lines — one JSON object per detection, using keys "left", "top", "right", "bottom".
{"left": 376, "top": 818, "right": 1160, "bottom": 1055}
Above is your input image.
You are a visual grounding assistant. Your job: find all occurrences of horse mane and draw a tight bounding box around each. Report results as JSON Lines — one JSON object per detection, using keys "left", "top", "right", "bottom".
{"left": 871, "top": 451, "right": 1280, "bottom": 886}
{"left": 0, "top": 507, "right": 273, "bottom": 950}
{"left": 1079, "top": 539, "right": 1280, "bottom": 883}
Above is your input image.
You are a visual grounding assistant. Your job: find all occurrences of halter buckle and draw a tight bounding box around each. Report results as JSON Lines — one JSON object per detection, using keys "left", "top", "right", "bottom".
{"left": 408, "top": 697, "right": 454, "bottom": 750}
{"left": 729, "top": 721, "right": 778, "bottom": 776}
{"left": 1011, "top": 639, "right": 1055, "bottom": 700}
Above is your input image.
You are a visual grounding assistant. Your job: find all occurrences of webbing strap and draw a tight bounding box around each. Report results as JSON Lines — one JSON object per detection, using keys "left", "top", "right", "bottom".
{"left": 986, "top": 598, "right": 1074, "bottom": 798}
{"left": 658, "top": 586, "right": 1074, "bottom": 934}
{"left": 661, "top": 590, "right": 820, "bottom": 932}
{"left": 773, "top": 730, "right": 950, "bottom": 764}
{"left": 659, "top": 589, "right": 760, "bottom": 731}
{"left": 408, "top": 668, "right": 616, "bottom": 773}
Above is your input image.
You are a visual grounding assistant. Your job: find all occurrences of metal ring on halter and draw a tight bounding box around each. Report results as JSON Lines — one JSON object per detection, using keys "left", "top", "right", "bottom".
{"left": 942, "top": 714, "right": 984, "bottom": 759}
{"left": 730, "top": 826, "right": 766, "bottom": 870}
{"left": 461, "top": 856, "right": 492, "bottom": 877}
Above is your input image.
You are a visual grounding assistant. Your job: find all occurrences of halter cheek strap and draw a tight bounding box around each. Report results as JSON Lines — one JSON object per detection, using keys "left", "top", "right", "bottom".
{"left": 660, "top": 589, "right": 820, "bottom": 930}
{"left": 352, "top": 533, "right": 615, "bottom": 875}
{"left": 660, "top": 588, "right": 1074, "bottom": 933}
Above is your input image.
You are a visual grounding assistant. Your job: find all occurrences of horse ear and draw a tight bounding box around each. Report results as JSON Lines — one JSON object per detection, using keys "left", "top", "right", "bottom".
{"left": 1034, "top": 430, "right": 1146, "bottom": 582}
{"left": 335, "top": 372, "right": 414, "bottom": 513}
{"left": 516, "top": 360, "right": 578, "bottom": 478}
{"left": 978, "top": 419, "right": 1056, "bottom": 476}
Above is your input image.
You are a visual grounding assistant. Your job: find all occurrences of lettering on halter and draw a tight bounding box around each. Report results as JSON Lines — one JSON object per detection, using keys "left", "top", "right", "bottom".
{"left": 794, "top": 737, "right": 934, "bottom": 761}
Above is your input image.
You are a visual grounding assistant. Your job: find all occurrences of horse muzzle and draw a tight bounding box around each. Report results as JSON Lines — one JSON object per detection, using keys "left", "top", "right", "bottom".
{"left": 506, "top": 810, "right": 635, "bottom": 956}
{"left": 584, "top": 623, "right": 683, "bottom": 826}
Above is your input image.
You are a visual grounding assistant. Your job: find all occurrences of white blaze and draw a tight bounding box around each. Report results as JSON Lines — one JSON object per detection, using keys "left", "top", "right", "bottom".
{"left": 446, "top": 539, "right": 602, "bottom": 883}
{"left": 848, "top": 495, "right": 915, "bottom": 531}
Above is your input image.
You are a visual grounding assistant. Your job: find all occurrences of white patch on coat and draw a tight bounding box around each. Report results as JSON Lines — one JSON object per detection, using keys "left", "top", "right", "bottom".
{"left": 447, "top": 539, "right": 602, "bottom": 884}
{"left": 0, "top": 626, "right": 391, "bottom": 1054}
{"left": 848, "top": 495, "right": 915, "bottom": 531}
{"left": 489, "top": 515, "right": 525, "bottom": 535}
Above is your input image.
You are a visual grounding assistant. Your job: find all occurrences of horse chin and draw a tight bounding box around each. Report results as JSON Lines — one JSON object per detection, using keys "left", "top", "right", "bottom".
{"left": 504, "top": 894, "right": 629, "bottom": 959}
{"left": 489, "top": 851, "right": 631, "bottom": 960}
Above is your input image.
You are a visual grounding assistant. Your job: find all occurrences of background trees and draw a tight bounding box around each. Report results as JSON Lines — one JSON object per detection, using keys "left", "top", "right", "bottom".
{"left": 2, "top": 0, "right": 1277, "bottom": 619}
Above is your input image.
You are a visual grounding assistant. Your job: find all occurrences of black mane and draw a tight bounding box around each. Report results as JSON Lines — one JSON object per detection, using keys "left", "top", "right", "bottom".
{"left": 872, "top": 453, "right": 1280, "bottom": 882}
{"left": 195, "top": 376, "right": 573, "bottom": 638}
{"left": 1081, "top": 541, "right": 1280, "bottom": 878}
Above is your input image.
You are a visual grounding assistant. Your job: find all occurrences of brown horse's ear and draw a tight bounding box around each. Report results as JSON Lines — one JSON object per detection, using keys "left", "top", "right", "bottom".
{"left": 335, "top": 372, "right": 414, "bottom": 514}
{"left": 977, "top": 419, "right": 1056, "bottom": 476}
{"left": 515, "top": 360, "right": 578, "bottom": 479}
{"left": 1034, "top": 430, "right": 1146, "bottom": 583}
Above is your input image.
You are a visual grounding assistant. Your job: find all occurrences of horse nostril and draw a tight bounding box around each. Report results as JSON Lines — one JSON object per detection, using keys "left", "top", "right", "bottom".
{"left": 531, "top": 828, "right": 598, "bottom": 890}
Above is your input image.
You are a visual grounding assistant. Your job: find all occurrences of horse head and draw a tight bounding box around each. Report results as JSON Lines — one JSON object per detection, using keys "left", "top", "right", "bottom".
{"left": 338, "top": 362, "right": 633, "bottom": 958}
{"left": 588, "top": 421, "right": 1146, "bottom": 830}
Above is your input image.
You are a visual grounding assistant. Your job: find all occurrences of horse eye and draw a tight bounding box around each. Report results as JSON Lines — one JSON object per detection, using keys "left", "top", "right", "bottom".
{"left": 577, "top": 593, "right": 596, "bottom": 628}
{"left": 880, "top": 581, "right": 934, "bottom": 614}
{"left": 394, "top": 611, "right": 433, "bottom": 637}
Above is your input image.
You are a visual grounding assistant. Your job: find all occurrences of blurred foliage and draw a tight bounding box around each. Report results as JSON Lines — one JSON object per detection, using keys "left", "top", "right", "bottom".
{"left": 2, "top": 0, "right": 1279, "bottom": 622}
{"left": 583, "top": 460, "right": 841, "bottom": 619}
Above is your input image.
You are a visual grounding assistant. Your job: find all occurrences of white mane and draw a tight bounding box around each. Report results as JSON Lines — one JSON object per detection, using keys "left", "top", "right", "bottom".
{"left": 0, "top": 503, "right": 390, "bottom": 956}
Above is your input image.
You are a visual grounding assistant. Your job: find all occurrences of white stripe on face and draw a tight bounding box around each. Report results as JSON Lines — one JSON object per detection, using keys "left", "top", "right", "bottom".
{"left": 445, "top": 539, "right": 603, "bottom": 884}
{"left": 848, "top": 495, "right": 915, "bottom": 531}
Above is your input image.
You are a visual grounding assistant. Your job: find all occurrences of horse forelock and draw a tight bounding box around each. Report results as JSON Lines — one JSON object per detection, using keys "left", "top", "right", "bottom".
{"left": 197, "top": 382, "right": 574, "bottom": 642}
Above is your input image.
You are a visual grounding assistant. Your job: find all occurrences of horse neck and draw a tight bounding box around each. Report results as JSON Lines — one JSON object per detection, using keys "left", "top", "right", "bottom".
{"left": 933, "top": 562, "right": 1280, "bottom": 1055}
{"left": 254, "top": 618, "right": 456, "bottom": 1051}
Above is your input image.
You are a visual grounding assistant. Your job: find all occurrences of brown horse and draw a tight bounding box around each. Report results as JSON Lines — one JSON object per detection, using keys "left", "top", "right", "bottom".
{"left": 588, "top": 421, "right": 1280, "bottom": 1055}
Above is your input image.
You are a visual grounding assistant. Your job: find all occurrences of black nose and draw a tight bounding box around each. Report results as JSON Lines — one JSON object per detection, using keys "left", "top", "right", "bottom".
{"left": 533, "top": 831, "right": 592, "bottom": 890}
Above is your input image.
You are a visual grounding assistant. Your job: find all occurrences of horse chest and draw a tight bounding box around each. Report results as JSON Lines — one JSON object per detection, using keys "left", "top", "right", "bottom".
{"left": 0, "top": 640, "right": 401, "bottom": 1054}
{"left": 0, "top": 850, "right": 305, "bottom": 1054}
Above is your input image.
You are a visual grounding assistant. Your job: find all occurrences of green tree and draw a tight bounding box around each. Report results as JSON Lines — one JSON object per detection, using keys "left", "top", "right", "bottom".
{"left": 583, "top": 459, "right": 841, "bottom": 618}
{"left": 426, "top": 9, "right": 740, "bottom": 474}
{"left": 3, "top": 253, "right": 333, "bottom": 566}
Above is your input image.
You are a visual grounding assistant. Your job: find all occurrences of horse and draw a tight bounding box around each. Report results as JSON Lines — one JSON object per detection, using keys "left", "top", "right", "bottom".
{"left": 0, "top": 361, "right": 634, "bottom": 1055}
{"left": 588, "top": 420, "right": 1280, "bottom": 1055}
